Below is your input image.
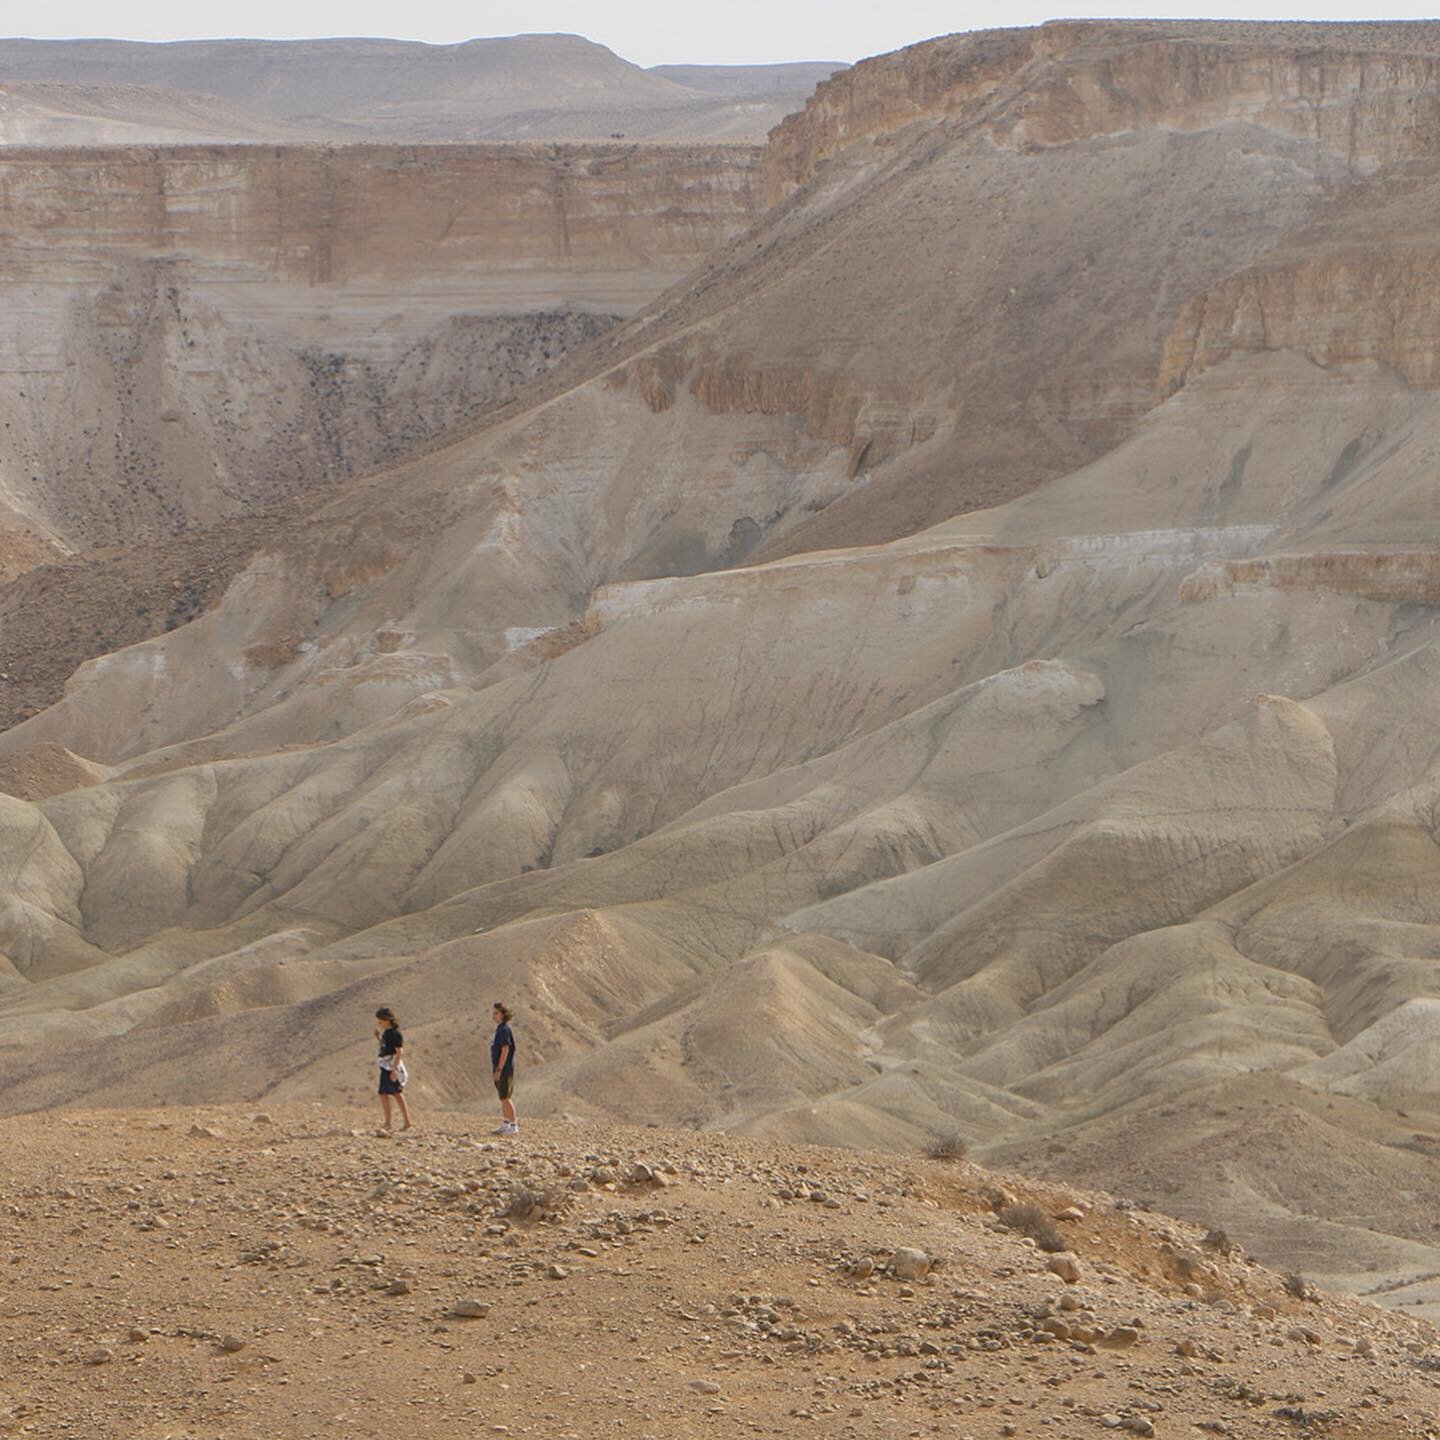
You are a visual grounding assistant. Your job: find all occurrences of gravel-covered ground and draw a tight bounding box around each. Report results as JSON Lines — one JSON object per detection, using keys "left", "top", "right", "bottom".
{"left": 3, "top": 1105, "right": 1438, "bottom": 1438}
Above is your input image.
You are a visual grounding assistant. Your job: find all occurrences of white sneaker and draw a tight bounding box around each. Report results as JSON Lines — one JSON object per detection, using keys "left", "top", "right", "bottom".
{"left": 501, "top": 1122, "right": 519, "bottom": 1136}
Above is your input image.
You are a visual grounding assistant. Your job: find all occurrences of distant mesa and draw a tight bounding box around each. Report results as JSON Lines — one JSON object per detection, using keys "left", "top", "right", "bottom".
{"left": 0, "top": 34, "right": 847, "bottom": 144}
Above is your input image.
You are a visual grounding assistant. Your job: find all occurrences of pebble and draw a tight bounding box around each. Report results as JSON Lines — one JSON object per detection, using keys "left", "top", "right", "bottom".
{"left": 1047, "top": 1253, "right": 1082, "bottom": 1284}
{"left": 891, "top": 1247, "right": 932, "bottom": 1281}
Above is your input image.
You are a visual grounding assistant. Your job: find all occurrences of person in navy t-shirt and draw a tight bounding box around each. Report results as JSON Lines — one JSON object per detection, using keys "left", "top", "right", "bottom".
{"left": 491, "top": 1002, "right": 517, "bottom": 1137}
{"left": 374, "top": 1006, "right": 412, "bottom": 1134}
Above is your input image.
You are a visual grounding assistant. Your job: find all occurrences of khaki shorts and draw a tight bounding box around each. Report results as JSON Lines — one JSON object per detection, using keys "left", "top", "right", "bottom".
{"left": 495, "top": 1072, "right": 514, "bottom": 1101}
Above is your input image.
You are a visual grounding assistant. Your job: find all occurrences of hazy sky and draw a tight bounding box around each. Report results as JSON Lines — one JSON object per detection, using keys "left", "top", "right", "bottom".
{"left": 8, "top": 2, "right": 1439, "bottom": 66}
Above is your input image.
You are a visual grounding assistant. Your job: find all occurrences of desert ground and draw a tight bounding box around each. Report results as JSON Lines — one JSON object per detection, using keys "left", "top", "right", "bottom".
{"left": 5, "top": 1105, "right": 1440, "bottom": 1438}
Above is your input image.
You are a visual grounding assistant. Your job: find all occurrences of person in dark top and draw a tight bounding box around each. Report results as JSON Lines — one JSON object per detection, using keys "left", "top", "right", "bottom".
{"left": 491, "top": 1002, "right": 517, "bottom": 1137}
{"left": 374, "top": 1006, "right": 412, "bottom": 1134}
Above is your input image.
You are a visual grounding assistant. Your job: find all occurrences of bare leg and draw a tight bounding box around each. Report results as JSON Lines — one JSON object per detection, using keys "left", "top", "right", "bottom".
{"left": 380, "top": 1093, "right": 393, "bottom": 1131}
{"left": 501, "top": 1096, "right": 517, "bottom": 1125}
{"left": 395, "top": 1093, "right": 412, "bottom": 1131}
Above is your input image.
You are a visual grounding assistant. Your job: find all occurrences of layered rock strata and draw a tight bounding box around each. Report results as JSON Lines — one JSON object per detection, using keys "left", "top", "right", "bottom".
{"left": 0, "top": 142, "right": 762, "bottom": 554}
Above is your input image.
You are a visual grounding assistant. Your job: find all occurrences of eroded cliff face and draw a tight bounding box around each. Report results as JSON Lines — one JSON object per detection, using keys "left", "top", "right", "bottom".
{"left": 0, "top": 144, "right": 761, "bottom": 285}
{"left": 1006, "top": 29, "right": 1440, "bottom": 166}
{"left": 1161, "top": 250, "right": 1440, "bottom": 397}
{"left": 762, "top": 28, "right": 1037, "bottom": 204}
{"left": 764, "top": 20, "right": 1440, "bottom": 205}
{"left": 0, "top": 143, "right": 761, "bottom": 554}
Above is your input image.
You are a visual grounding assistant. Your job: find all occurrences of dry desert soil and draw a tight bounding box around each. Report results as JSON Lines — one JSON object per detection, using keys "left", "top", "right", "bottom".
{"left": 5, "top": 1105, "right": 1440, "bottom": 1439}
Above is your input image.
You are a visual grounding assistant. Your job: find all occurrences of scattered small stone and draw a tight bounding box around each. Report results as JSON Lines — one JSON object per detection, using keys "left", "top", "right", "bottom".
{"left": 891, "top": 1247, "right": 932, "bottom": 1281}
{"left": 1047, "top": 1252, "right": 1081, "bottom": 1284}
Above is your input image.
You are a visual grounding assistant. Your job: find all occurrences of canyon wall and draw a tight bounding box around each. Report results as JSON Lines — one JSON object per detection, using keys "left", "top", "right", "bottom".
{"left": 764, "top": 20, "right": 1440, "bottom": 203}
{"left": 0, "top": 142, "right": 762, "bottom": 557}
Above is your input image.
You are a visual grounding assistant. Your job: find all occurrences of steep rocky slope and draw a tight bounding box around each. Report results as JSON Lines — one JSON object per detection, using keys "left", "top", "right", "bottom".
{"left": 4, "top": 1107, "right": 1439, "bottom": 1439}
{"left": 10, "top": 19, "right": 1440, "bottom": 1313}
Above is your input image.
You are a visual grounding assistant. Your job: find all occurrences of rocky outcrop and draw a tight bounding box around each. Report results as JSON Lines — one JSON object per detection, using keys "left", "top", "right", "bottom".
{"left": 1160, "top": 251, "right": 1440, "bottom": 397}
{"left": 762, "top": 29, "right": 1035, "bottom": 202}
{"left": 1003, "top": 30, "right": 1440, "bottom": 166}
{"left": 1180, "top": 549, "right": 1440, "bottom": 605}
{"left": 764, "top": 20, "right": 1440, "bottom": 203}
{"left": 686, "top": 355, "right": 936, "bottom": 467}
